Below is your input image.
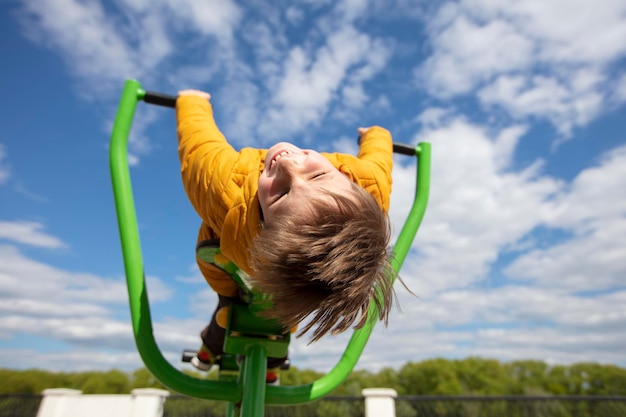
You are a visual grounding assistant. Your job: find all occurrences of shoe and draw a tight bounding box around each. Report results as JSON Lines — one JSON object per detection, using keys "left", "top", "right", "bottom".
{"left": 266, "top": 368, "right": 280, "bottom": 385}
{"left": 191, "top": 348, "right": 213, "bottom": 372}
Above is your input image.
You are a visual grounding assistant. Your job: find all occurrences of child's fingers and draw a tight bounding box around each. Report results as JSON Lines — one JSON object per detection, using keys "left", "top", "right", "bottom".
{"left": 178, "top": 89, "right": 211, "bottom": 100}
{"left": 357, "top": 126, "right": 373, "bottom": 135}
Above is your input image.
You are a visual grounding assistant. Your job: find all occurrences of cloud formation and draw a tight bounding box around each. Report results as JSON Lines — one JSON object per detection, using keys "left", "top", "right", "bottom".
{"left": 2, "top": 0, "right": 625, "bottom": 373}
{"left": 415, "top": 0, "right": 626, "bottom": 136}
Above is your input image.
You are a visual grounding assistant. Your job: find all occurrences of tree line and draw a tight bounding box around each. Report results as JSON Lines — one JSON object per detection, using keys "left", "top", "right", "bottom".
{"left": 1, "top": 357, "right": 625, "bottom": 396}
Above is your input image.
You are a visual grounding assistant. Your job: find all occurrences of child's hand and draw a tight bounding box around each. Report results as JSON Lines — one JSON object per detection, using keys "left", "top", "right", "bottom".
{"left": 357, "top": 126, "right": 373, "bottom": 136}
{"left": 178, "top": 89, "right": 211, "bottom": 100}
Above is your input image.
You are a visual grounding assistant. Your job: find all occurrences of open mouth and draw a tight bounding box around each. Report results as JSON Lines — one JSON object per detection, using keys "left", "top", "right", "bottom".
{"left": 269, "top": 150, "right": 292, "bottom": 169}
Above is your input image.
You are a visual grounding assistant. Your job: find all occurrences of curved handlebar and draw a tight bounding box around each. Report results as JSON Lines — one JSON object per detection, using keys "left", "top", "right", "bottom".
{"left": 110, "top": 79, "right": 430, "bottom": 404}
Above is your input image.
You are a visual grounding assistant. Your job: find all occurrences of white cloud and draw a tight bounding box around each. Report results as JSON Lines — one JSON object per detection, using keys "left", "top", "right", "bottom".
{"left": 415, "top": 107, "right": 455, "bottom": 129}
{"left": 240, "top": 21, "right": 288, "bottom": 81}
{"left": 548, "top": 146, "right": 626, "bottom": 228}
{"left": 0, "top": 348, "right": 143, "bottom": 372}
{"left": 12, "top": 183, "right": 48, "bottom": 203}
{"left": 389, "top": 117, "right": 560, "bottom": 295}
{"left": 418, "top": 16, "right": 534, "bottom": 96}
{"left": 459, "top": 0, "right": 626, "bottom": 64}
{"left": 285, "top": 6, "right": 304, "bottom": 25}
{"left": 161, "top": 0, "right": 242, "bottom": 42}
{"left": 336, "top": 0, "right": 369, "bottom": 22}
{"left": 505, "top": 145, "right": 626, "bottom": 290}
{"left": 260, "top": 25, "right": 391, "bottom": 139}
{"left": 17, "top": 0, "right": 241, "bottom": 98}
{"left": 0, "top": 298, "right": 108, "bottom": 318}
{"left": 0, "top": 244, "right": 172, "bottom": 348}
{"left": 19, "top": 0, "right": 144, "bottom": 95}
{"left": 0, "top": 245, "right": 118, "bottom": 303}
{"left": 365, "top": 118, "right": 626, "bottom": 370}
{"left": 616, "top": 73, "right": 626, "bottom": 103}
{"left": 478, "top": 72, "right": 604, "bottom": 136}
{"left": 358, "top": 285, "right": 626, "bottom": 370}
{"left": 217, "top": 77, "right": 262, "bottom": 146}
{"left": 16, "top": 0, "right": 394, "bottom": 157}
{"left": 410, "top": 287, "right": 626, "bottom": 333}
{"left": 0, "top": 221, "right": 66, "bottom": 249}
{"left": 0, "top": 236, "right": 212, "bottom": 370}
{"left": 415, "top": 0, "right": 626, "bottom": 136}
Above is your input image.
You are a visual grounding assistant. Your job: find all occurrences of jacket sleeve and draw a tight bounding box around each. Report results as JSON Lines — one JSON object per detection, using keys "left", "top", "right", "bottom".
{"left": 357, "top": 126, "right": 393, "bottom": 179}
{"left": 326, "top": 126, "right": 393, "bottom": 212}
{"left": 176, "top": 96, "right": 238, "bottom": 231}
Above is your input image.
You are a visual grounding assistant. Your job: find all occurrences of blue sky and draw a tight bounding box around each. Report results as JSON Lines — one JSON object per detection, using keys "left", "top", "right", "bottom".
{"left": 1, "top": 0, "right": 625, "bottom": 374}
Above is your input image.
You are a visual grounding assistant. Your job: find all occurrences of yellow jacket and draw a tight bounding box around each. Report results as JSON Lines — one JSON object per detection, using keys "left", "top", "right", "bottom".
{"left": 176, "top": 95, "right": 393, "bottom": 297}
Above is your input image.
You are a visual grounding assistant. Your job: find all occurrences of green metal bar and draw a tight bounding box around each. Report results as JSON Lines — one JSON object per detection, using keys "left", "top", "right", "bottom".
{"left": 390, "top": 143, "right": 431, "bottom": 269}
{"left": 226, "top": 402, "right": 237, "bottom": 417}
{"left": 265, "top": 143, "right": 431, "bottom": 405}
{"left": 240, "top": 345, "right": 268, "bottom": 417}
{"left": 110, "top": 79, "right": 240, "bottom": 402}
{"left": 111, "top": 79, "right": 431, "bottom": 407}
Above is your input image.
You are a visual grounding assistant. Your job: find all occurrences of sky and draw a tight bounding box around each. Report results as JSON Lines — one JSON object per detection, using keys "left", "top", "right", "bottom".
{"left": 0, "top": 0, "right": 625, "bottom": 376}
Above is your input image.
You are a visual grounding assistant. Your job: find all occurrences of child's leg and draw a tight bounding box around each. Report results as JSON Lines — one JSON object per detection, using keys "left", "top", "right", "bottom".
{"left": 199, "top": 296, "right": 287, "bottom": 361}
{"left": 194, "top": 299, "right": 289, "bottom": 380}
{"left": 192, "top": 294, "right": 239, "bottom": 371}
{"left": 265, "top": 356, "right": 288, "bottom": 385}
{"left": 267, "top": 356, "right": 288, "bottom": 369}
{"left": 200, "top": 294, "right": 237, "bottom": 356}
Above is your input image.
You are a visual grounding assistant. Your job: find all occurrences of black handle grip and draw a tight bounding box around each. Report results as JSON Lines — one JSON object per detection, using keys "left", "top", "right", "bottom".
{"left": 143, "top": 91, "right": 177, "bottom": 108}
{"left": 393, "top": 143, "right": 417, "bottom": 156}
{"left": 359, "top": 137, "right": 416, "bottom": 156}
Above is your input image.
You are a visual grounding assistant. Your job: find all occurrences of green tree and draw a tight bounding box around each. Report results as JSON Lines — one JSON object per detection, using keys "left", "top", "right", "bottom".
{"left": 570, "top": 363, "right": 626, "bottom": 395}
{"left": 335, "top": 370, "right": 375, "bottom": 395}
{"left": 505, "top": 360, "right": 550, "bottom": 395}
{"left": 279, "top": 366, "right": 324, "bottom": 386}
{"left": 80, "top": 370, "right": 129, "bottom": 394}
{"left": 374, "top": 367, "right": 400, "bottom": 391}
{"left": 129, "top": 368, "right": 167, "bottom": 390}
{"left": 601, "top": 364, "right": 626, "bottom": 395}
{"left": 2, "top": 358, "right": 626, "bottom": 399}
{"left": 454, "top": 357, "right": 510, "bottom": 395}
{"left": 398, "top": 359, "right": 463, "bottom": 395}
{"left": 545, "top": 365, "right": 580, "bottom": 394}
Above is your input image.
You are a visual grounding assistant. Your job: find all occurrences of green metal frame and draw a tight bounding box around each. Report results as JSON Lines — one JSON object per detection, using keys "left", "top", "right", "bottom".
{"left": 109, "top": 79, "right": 431, "bottom": 415}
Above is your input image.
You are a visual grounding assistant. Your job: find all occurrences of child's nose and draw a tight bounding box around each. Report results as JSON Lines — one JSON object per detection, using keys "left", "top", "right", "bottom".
{"left": 274, "top": 159, "right": 294, "bottom": 185}
{"left": 276, "top": 154, "right": 304, "bottom": 176}
{"left": 275, "top": 159, "right": 308, "bottom": 192}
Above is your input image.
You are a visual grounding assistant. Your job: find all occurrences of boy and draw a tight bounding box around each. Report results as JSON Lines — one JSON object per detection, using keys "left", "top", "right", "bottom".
{"left": 176, "top": 90, "right": 395, "bottom": 378}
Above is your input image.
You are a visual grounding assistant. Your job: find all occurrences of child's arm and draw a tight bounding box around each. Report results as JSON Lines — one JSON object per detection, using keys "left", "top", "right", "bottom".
{"left": 357, "top": 126, "right": 393, "bottom": 176}
{"left": 176, "top": 91, "right": 238, "bottom": 227}
{"left": 356, "top": 126, "right": 394, "bottom": 209}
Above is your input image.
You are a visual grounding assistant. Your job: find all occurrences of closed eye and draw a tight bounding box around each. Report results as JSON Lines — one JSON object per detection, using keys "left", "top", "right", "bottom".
{"left": 311, "top": 172, "right": 326, "bottom": 180}
{"left": 272, "top": 191, "right": 288, "bottom": 205}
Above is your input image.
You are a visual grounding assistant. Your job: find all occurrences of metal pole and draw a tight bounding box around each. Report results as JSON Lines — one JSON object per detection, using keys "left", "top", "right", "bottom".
{"left": 240, "top": 345, "right": 268, "bottom": 417}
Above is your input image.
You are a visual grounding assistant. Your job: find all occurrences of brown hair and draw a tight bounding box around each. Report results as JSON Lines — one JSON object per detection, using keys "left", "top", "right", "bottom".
{"left": 249, "top": 182, "right": 396, "bottom": 342}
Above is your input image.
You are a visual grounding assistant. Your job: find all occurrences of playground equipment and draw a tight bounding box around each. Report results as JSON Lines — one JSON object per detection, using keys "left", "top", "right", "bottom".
{"left": 109, "top": 79, "right": 431, "bottom": 417}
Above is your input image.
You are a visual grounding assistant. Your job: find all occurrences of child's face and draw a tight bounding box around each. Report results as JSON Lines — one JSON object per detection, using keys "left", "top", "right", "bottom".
{"left": 259, "top": 142, "right": 354, "bottom": 225}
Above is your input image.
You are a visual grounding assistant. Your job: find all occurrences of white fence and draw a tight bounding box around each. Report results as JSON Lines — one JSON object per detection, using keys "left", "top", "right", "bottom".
{"left": 36, "top": 388, "right": 170, "bottom": 417}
